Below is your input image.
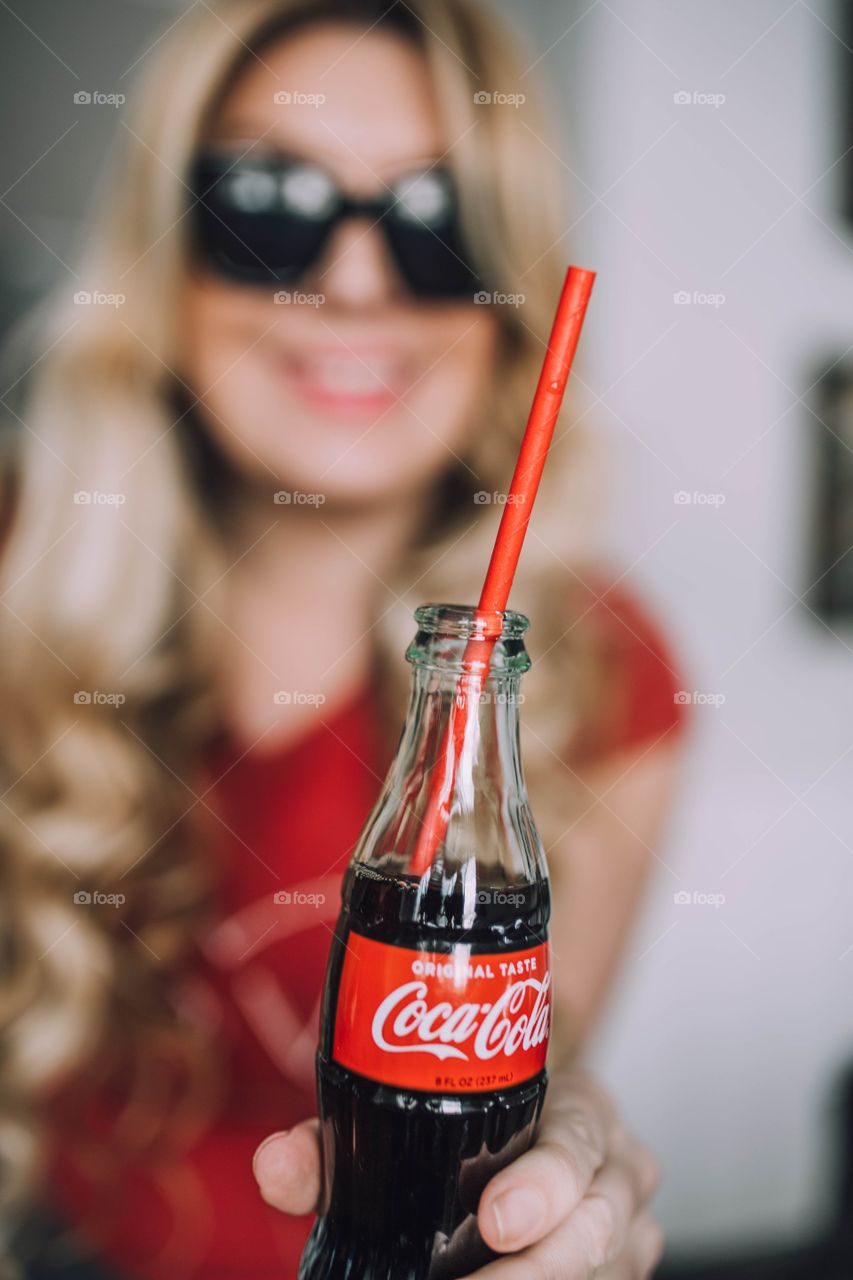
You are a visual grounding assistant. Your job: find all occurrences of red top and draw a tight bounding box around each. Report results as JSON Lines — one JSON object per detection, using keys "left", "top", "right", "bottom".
{"left": 46, "top": 582, "right": 684, "bottom": 1279}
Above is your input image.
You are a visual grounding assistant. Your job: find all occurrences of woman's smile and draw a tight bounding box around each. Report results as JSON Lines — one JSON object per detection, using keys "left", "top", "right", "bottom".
{"left": 273, "top": 341, "right": 414, "bottom": 419}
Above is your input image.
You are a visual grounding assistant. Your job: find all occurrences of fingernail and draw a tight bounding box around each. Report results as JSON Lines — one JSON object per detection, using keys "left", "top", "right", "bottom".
{"left": 252, "top": 1130, "right": 290, "bottom": 1180}
{"left": 491, "top": 1188, "right": 546, "bottom": 1246}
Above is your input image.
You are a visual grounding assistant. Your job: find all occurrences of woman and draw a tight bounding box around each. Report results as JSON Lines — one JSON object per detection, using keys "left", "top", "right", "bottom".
{"left": 0, "top": 0, "right": 684, "bottom": 1275}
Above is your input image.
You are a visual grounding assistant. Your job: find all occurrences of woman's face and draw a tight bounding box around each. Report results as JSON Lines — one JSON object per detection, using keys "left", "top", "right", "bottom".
{"left": 182, "top": 23, "right": 499, "bottom": 507}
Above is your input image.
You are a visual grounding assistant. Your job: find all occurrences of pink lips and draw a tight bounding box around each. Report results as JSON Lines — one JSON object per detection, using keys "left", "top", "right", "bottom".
{"left": 277, "top": 344, "right": 412, "bottom": 418}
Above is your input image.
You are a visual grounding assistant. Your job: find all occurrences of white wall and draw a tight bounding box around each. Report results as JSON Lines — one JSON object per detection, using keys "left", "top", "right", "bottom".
{"left": 502, "top": 0, "right": 853, "bottom": 1250}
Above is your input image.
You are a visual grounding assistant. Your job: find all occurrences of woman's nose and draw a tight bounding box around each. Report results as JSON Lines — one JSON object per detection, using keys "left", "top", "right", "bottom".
{"left": 314, "top": 218, "right": 402, "bottom": 307}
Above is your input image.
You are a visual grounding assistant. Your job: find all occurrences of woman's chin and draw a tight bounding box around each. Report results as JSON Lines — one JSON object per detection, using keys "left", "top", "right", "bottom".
{"left": 270, "top": 467, "right": 426, "bottom": 510}
{"left": 247, "top": 399, "right": 443, "bottom": 505}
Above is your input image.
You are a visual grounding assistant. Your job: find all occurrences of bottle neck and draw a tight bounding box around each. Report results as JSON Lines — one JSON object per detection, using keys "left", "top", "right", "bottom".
{"left": 395, "top": 660, "right": 528, "bottom": 813}
{"left": 352, "top": 605, "right": 545, "bottom": 886}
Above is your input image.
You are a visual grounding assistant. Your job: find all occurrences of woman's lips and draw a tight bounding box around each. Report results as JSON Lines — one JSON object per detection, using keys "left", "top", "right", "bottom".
{"left": 277, "top": 348, "right": 411, "bottom": 417}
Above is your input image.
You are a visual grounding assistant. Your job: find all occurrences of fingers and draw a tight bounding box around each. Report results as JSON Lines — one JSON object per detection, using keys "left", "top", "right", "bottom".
{"left": 467, "top": 1159, "right": 656, "bottom": 1280}
{"left": 593, "top": 1212, "right": 665, "bottom": 1279}
{"left": 461, "top": 1206, "right": 664, "bottom": 1280}
{"left": 478, "top": 1073, "right": 612, "bottom": 1253}
{"left": 573, "top": 1142, "right": 655, "bottom": 1270}
{"left": 252, "top": 1118, "right": 322, "bottom": 1215}
{"left": 583, "top": 1130, "right": 661, "bottom": 1258}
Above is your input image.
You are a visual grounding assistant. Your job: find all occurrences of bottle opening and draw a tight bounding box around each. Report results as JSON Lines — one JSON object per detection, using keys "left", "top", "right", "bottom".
{"left": 413, "top": 603, "right": 530, "bottom": 641}
{"left": 407, "top": 603, "right": 531, "bottom": 675}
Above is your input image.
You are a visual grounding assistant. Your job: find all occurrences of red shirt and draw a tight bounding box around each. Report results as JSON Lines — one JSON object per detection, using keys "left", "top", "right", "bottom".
{"left": 47, "top": 583, "right": 684, "bottom": 1279}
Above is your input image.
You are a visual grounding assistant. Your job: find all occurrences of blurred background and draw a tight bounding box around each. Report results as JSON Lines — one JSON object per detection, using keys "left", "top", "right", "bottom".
{"left": 1, "top": 0, "right": 852, "bottom": 1274}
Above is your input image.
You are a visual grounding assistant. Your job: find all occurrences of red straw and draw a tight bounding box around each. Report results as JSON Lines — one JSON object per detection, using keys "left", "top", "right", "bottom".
{"left": 408, "top": 265, "right": 596, "bottom": 876}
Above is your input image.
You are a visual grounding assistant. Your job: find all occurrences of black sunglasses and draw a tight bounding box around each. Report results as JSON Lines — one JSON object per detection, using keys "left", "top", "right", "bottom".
{"left": 190, "top": 151, "right": 483, "bottom": 300}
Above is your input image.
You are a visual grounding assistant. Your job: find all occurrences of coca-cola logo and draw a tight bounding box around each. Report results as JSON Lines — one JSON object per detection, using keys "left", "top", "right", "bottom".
{"left": 333, "top": 936, "right": 551, "bottom": 1093}
{"left": 371, "top": 973, "right": 551, "bottom": 1062}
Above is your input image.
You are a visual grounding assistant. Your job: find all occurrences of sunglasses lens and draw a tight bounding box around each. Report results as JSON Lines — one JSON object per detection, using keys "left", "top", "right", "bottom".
{"left": 385, "top": 221, "right": 480, "bottom": 297}
{"left": 386, "top": 171, "right": 480, "bottom": 298}
{"left": 192, "top": 156, "right": 334, "bottom": 283}
{"left": 395, "top": 171, "right": 454, "bottom": 226}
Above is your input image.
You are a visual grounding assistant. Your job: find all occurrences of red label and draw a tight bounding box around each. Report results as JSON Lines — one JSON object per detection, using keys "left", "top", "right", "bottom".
{"left": 332, "top": 934, "right": 551, "bottom": 1093}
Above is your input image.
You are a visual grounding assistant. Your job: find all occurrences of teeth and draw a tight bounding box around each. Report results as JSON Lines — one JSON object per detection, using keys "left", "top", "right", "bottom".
{"left": 300, "top": 356, "right": 402, "bottom": 395}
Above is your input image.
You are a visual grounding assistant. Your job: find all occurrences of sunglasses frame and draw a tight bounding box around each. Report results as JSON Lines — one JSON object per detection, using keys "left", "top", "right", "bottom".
{"left": 190, "top": 150, "right": 484, "bottom": 300}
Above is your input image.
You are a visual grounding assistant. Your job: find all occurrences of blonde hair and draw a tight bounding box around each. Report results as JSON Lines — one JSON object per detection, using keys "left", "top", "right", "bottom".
{"left": 0, "top": 0, "right": 601, "bottom": 1230}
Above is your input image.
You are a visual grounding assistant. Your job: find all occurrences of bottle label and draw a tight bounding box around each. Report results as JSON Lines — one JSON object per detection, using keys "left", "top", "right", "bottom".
{"left": 332, "top": 933, "right": 551, "bottom": 1093}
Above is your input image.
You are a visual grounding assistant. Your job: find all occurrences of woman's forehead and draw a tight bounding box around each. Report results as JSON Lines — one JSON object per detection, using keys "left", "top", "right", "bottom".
{"left": 211, "top": 23, "right": 445, "bottom": 186}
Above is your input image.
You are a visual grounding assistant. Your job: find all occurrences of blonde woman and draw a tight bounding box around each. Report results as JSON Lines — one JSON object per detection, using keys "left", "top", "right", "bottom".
{"left": 0, "top": 0, "right": 685, "bottom": 1276}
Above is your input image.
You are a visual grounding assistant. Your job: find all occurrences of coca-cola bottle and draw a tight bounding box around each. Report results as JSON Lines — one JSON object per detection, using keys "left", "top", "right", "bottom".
{"left": 298, "top": 603, "right": 552, "bottom": 1280}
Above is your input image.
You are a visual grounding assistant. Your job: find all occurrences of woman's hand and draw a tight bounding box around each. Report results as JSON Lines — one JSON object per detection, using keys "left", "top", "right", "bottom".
{"left": 469, "top": 1069, "right": 663, "bottom": 1278}
{"left": 253, "top": 1068, "right": 663, "bottom": 1279}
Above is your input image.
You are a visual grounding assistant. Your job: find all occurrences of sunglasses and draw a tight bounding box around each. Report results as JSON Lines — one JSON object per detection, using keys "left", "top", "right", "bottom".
{"left": 190, "top": 150, "right": 483, "bottom": 300}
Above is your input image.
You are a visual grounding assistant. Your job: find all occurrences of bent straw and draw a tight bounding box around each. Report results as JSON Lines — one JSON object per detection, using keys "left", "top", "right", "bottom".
{"left": 408, "top": 265, "right": 596, "bottom": 876}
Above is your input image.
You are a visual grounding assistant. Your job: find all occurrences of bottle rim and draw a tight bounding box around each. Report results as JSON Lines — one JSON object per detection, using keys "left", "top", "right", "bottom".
{"left": 413, "top": 602, "right": 530, "bottom": 640}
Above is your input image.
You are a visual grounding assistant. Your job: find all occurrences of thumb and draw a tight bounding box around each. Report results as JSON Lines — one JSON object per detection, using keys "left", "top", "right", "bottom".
{"left": 253, "top": 1119, "right": 322, "bottom": 1215}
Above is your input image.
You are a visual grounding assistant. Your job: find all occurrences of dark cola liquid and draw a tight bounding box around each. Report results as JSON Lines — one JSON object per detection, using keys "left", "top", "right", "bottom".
{"left": 297, "top": 863, "right": 550, "bottom": 1280}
